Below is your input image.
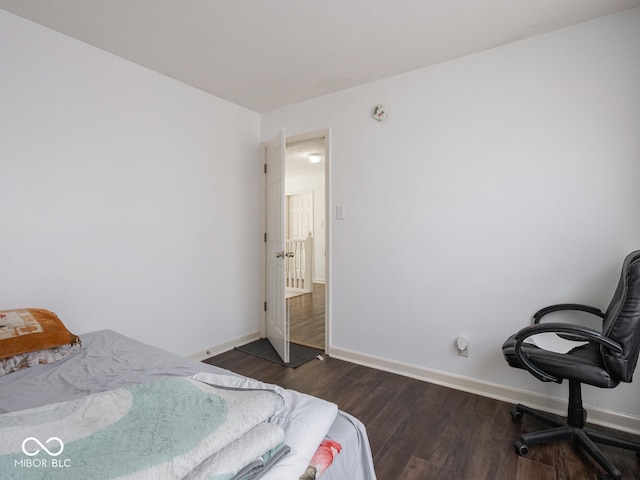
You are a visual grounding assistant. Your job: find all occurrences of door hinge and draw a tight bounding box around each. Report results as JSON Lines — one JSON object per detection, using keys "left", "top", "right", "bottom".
{"left": 264, "top": 301, "right": 267, "bottom": 311}
{"left": 264, "top": 164, "right": 267, "bottom": 174}
{"left": 264, "top": 232, "right": 267, "bottom": 242}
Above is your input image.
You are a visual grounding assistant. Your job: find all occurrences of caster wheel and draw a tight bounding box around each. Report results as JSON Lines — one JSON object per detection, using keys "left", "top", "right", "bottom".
{"left": 511, "top": 410, "right": 523, "bottom": 421}
{"left": 514, "top": 440, "right": 528, "bottom": 456}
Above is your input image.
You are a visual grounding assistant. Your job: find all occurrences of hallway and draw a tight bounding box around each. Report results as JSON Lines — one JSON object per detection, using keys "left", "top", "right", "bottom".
{"left": 288, "top": 283, "right": 325, "bottom": 350}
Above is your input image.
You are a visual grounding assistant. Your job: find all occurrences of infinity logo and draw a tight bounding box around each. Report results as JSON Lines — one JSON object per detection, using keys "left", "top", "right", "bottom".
{"left": 21, "top": 437, "right": 64, "bottom": 457}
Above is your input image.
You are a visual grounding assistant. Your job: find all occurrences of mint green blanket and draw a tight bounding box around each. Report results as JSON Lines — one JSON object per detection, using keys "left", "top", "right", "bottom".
{"left": 0, "top": 378, "right": 285, "bottom": 479}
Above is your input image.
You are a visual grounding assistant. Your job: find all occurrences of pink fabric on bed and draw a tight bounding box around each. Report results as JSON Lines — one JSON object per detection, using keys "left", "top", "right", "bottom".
{"left": 299, "top": 439, "right": 342, "bottom": 479}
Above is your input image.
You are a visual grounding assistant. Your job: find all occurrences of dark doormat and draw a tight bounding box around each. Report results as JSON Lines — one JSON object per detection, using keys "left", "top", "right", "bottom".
{"left": 235, "top": 338, "right": 322, "bottom": 368}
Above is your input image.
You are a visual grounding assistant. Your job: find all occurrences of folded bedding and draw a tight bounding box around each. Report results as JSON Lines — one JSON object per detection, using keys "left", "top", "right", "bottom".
{"left": 0, "top": 377, "right": 286, "bottom": 480}
{"left": 191, "top": 372, "right": 339, "bottom": 480}
{"left": 209, "top": 442, "right": 291, "bottom": 480}
{"left": 183, "top": 423, "right": 287, "bottom": 480}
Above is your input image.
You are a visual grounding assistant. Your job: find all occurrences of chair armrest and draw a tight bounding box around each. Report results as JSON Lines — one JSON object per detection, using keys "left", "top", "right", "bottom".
{"left": 513, "top": 323, "right": 623, "bottom": 383}
{"left": 533, "top": 304, "right": 605, "bottom": 323}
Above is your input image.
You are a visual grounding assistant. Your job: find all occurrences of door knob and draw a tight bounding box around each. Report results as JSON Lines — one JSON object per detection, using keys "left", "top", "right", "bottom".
{"left": 275, "top": 251, "right": 285, "bottom": 258}
{"left": 285, "top": 252, "right": 295, "bottom": 258}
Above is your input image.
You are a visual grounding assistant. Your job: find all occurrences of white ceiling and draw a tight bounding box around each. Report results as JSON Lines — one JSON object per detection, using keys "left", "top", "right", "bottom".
{"left": 1, "top": 0, "right": 639, "bottom": 113}
{"left": 286, "top": 138, "right": 325, "bottom": 180}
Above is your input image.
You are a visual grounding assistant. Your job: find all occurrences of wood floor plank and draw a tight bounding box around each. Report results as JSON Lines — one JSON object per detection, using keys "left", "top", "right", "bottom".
{"left": 517, "top": 457, "right": 557, "bottom": 480}
{"left": 397, "top": 455, "right": 440, "bottom": 479}
{"left": 289, "top": 283, "right": 325, "bottom": 349}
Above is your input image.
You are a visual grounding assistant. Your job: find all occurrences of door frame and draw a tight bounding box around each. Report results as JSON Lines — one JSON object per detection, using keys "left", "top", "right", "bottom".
{"left": 260, "top": 128, "right": 331, "bottom": 354}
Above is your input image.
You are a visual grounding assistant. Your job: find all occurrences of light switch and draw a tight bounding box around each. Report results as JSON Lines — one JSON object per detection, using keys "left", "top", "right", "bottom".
{"left": 336, "top": 205, "right": 346, "bottom": 220}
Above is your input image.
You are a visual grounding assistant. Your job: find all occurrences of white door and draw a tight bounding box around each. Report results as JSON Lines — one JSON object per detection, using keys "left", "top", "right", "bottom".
{"left": 286, "top": 192, "right": 314, "bottom": 293}
{"left": 287, "top": 192, "right": 313, "bottom": 239}
{"left": 265, "top": 129, "right": 289, "bottom": 363}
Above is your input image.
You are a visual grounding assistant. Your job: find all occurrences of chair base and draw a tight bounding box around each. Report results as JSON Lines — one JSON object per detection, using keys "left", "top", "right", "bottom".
{"left": 511, "top": 381, "right": 640, "bottom": 480}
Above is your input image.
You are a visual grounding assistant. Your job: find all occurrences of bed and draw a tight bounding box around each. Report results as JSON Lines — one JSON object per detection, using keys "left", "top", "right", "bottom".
{"left": 0, "top": 312, "right": 376, "bottom": 480}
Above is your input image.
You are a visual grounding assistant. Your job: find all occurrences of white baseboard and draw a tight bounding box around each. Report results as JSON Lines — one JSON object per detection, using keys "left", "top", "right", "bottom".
{"left": 186, "top": 331, "right": 260, "bottom": 361}
{"left": 330, "top": 346, "right": 640, "bottom": 436}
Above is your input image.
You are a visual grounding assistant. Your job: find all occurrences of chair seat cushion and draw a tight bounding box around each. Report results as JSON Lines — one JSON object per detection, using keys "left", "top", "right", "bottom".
{"left": 502, "top": 334, "right": 620, "bottom": 389}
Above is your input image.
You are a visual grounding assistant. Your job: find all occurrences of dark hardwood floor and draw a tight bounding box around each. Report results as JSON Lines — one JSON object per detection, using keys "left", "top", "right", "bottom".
{"left": 288, "top": 282, "right": 325, "bottom": 350}
{"left": 204, "top": 350, "right": 640, "bottom": 480}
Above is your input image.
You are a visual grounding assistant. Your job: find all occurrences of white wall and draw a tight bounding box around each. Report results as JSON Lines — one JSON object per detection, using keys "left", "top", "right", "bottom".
{"left": 285, "top": 173, "right": 326, "bottom": 282}
{"left": 262, "top": 9, "right": 640, "bottom": 419}
{"left": 0, "top": 11, "right": 262, "bottom": 355}
{"left": 3, "top": 5, "right": 639, "bottom": 427}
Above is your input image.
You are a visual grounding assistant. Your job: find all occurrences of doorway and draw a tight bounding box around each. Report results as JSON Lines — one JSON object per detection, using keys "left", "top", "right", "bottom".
{"left": 284, "top": 134, "right": 327, "bottom": 351}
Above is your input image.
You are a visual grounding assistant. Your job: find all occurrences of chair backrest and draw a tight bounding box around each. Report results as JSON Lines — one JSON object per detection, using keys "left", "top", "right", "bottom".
{"left": 602, "top": 250, "right": 640, "bottom": 382}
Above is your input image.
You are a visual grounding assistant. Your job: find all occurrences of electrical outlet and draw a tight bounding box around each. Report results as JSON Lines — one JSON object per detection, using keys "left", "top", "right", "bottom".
{"left": 456, "top": 337, "right": 469, "bottom": 357}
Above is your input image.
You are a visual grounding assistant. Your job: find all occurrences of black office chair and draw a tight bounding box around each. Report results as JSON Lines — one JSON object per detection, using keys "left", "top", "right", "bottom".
{"left": 502, "top": 250, "right": 640, "bottom": 480}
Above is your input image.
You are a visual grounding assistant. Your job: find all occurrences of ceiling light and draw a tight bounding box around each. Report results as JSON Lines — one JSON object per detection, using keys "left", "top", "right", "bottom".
{"left": 308, "top": 154, "right": 322, "bottom": 164}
